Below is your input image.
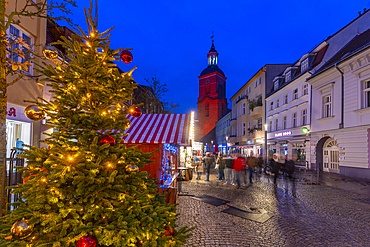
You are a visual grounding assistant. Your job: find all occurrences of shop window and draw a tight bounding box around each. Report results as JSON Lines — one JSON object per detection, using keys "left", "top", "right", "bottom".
{"left": 205, "top": 103, "right": 209, "bottom": 117}
{"left": 6, "top": 120, "right": 31, "bottom": 159}
{"left": 323, "top": 94, "right": 331, "bottom": 118}
{"left": 363, "top": 80, "right": 370, "bottom": 108}
{"left": 292, "top": 112, "right": 297, "bottom": 127}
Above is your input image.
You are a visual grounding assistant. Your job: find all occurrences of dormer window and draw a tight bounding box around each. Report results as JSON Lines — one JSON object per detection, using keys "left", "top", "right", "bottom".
{"left": 301, "top": 58, "right": 309, "bottom": 72}
{"left": 274, "top": 80, "right": 279, "bottom": 91}
{"left": 285, "top": 71, "right": 291, "bottom": 82}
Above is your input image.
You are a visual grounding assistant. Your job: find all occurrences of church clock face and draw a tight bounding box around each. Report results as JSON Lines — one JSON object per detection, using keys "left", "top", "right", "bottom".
{"left": 205, "top": 79, "right": 210, "bottom": 85}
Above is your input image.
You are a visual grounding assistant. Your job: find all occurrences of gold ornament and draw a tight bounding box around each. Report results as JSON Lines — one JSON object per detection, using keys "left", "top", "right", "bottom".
{"left": 11, "top": 219, "right": 33, "bottom": 239}
{"left": 126, "top": 164, "right": 139, "bottom": 172}
{"left": 25, "top": 105, "right": 45, "bottom": 121}
{"left": 42, "top": 45, "right": 58, "bottom": 60}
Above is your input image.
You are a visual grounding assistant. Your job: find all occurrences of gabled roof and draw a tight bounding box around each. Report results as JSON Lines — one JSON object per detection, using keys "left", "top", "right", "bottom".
{"left": 311, "top": 28, "right": 370, "bottom": 77}
{"left": 122, "top": 114, "right": 189, "bottom": 144}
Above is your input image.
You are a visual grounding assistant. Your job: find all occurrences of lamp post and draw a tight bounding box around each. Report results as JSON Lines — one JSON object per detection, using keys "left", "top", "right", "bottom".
{"left": 225, "top": 136, "right": 229, "bottom": 156}
{"left": 264, "top": 124, "right": 268, "bottom": 165}
{"left": 211, "top": 140, "right": 214, "bottom": 153}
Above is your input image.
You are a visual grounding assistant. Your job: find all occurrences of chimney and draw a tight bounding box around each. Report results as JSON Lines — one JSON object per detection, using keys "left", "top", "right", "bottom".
{"left": 364, "top": 8, "right": 367, "bottom": 13}
{"left": 359, "top": 11, "right": 362, "bottom": 16}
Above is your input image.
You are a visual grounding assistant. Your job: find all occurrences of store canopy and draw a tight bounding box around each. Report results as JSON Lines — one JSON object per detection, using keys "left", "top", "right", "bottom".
{"left": 122, "top": 114, "right": 189, "bottom": 144}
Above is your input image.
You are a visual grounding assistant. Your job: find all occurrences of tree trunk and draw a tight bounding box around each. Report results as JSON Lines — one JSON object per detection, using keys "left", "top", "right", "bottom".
{"left": 0, "top": 0, "right": 8, "bottom": 212}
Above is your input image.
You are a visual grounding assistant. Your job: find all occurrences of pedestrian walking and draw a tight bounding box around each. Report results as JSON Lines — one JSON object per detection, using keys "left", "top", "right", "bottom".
{"left": 216, "top": 153, "right": 225, "bottom": 180}
{"left": 247, "top": 154, "right": 257, "bottom": 184}
{"left": 204, "top": 153, "right": 213, "bottom": 181}
{"left": 223, "top": 155, "right": 233, "bottom": 185}
{"left": 232, "top": 153, "right": 246, "bottom": 189}
{"left": 270, "top": 157, "right": 280, "bottom": 184}
{"left": 195, "top": 157, "right": 204, "bottom": 180}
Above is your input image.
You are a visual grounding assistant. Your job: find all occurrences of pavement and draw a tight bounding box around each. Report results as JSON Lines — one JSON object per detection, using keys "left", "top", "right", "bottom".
{"left": 175, "top": 168, "right": 370, "bottom": 247}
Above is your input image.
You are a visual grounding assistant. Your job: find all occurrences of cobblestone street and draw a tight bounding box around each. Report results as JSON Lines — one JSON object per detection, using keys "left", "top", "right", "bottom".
{"left": 176, "top": 170, "right": 370, "bottom": 247}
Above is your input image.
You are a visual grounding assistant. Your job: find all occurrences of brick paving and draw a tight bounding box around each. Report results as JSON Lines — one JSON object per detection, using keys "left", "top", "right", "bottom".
{"left": 176, "top": 169, "right": 370, "bottom": 247}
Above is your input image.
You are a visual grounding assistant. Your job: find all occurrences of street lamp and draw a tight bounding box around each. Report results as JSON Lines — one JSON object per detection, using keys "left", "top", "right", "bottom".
{"left": 264, "top": 124, "right": 268, "bottom": 165}
{"left": 211, "top": 140, "right": 213, "bottom": 153}
{"left": 225, "top": 136, "right": 229, "bottom": 155}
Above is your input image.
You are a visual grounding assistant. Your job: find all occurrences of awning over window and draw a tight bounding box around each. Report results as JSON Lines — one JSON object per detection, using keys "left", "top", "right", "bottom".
{"left": 122, "top": 114, "right": 189, "bottom": 144}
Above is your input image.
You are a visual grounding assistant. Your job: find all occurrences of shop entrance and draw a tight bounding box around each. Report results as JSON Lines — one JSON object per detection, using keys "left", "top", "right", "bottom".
{"left": 323, "top": 138, "right": 339, "bottom": 173}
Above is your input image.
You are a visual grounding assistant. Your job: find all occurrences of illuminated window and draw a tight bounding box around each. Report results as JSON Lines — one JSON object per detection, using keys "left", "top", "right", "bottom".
{"left": 205, "top": 103, "right": 209, "bottom": 117}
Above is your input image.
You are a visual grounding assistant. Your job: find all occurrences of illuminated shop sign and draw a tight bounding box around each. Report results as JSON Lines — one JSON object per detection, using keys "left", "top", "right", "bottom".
{"left": 274, "top": 131, "right": 292, "bottom": 138}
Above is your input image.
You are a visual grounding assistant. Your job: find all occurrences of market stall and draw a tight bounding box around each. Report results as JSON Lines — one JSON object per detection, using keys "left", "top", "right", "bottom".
{"left": 121, "top": 113, "right": 190, "bottom": 204}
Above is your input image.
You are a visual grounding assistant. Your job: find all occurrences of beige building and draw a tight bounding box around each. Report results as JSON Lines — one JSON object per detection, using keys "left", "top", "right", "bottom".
{"left": 6, "top": 1, "right": 47, "bottom": 157}
{"left": 229, "top": 65, "right": 289, "bottom": 157}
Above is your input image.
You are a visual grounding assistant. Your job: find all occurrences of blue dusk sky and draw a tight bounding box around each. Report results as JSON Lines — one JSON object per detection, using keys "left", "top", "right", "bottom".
{"left": 63, "top": 0, "right": 370, "bottom": 114}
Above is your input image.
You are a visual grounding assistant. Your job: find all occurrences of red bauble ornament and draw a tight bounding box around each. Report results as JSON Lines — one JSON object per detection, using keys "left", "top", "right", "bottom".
{"left": 76, "top": 236, "right": 97, "bottom": 247}
{"left": 100, "top": 135, "right": 116, "bottom": 146}
{"left": 162, "top": 226, "right": 174, "bottom": 237}
{"left": 120, "top": 50, "right": 133, "bottom": 64}
{"left": 130, "top": 107, "right": 142, "bottom": 118}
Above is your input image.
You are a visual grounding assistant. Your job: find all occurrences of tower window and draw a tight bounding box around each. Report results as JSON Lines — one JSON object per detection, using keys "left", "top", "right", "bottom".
{"left": 206, "top": 85, "right": 210, "bottom": 95}
{"left": 205, "top": 103, "right": 209, "bottom": 117}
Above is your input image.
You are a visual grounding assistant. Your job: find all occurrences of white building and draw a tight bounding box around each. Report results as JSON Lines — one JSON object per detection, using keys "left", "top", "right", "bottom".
{"left": 265, "top": 9, "right": 370, "bottom": 168}
{"left": 215, "top": 111, "right": 231, "bottom": 155}
{"left": 308, "top": 27, "right": 370, "bottom": 178}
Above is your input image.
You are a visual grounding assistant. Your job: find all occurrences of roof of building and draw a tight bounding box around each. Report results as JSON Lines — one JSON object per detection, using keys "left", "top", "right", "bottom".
{"left": 121, "top": 114, "right": 189, "bottom": 144}
{"left": 311, "top": 28, "right": 370, "bottom": 77}
{"left": 200, "top": 65, "right": 225, "bottom": 77}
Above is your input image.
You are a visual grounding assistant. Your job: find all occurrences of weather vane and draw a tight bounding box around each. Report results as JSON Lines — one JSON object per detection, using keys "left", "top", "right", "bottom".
{"left": 211, "top": 31, "right": 214, "bottom": 42}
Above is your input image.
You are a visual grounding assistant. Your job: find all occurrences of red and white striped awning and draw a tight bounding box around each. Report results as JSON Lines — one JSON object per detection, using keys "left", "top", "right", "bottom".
{"left": 122, "top": 114, "right": 189, "bottom": 144}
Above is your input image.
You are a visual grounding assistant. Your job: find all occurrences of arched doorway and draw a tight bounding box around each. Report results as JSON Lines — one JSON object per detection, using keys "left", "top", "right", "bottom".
{"left": 323, "top": 138, "right": 340, "bottom": 173}
{"left": 315, "top": 136, "right": 330, "bottom": 171}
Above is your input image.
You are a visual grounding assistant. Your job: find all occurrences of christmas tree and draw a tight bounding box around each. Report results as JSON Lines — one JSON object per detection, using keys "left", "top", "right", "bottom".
{"left": 0, "top": 2, "right": 191, "bottom": 246}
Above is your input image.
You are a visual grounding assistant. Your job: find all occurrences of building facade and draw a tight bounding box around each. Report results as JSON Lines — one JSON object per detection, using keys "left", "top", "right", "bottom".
{"left": 308, "top": 27, "right": 370, "bottom": 178}
{"left": 215, "top": 111, "right": 231, "bottom": 155}
{"left": 197, "top": 41, "right": 228, "bottom": 144}
{"left": 229, "top": 65, "right": 289, "bottom": 157}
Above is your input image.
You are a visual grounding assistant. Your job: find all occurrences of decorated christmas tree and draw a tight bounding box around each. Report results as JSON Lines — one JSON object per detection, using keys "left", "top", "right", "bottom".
{"left": 0, "top": 2, "right": 191, "bottom": 246}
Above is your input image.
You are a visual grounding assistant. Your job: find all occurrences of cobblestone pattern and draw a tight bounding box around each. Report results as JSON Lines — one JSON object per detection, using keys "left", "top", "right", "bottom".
{"left": 176, "top": 171, "right": 370, "bottom": 247}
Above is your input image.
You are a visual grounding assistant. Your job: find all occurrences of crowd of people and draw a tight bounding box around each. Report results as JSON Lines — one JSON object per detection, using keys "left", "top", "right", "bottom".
{"left": 193, "top": 152, "right": 265, "bottom": 189}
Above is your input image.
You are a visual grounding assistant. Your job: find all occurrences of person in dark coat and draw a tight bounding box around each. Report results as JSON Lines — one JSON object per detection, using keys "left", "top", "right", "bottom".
{"left": 204, "top": 153, "right": 213, "bottom": 181}
{"left": 270, "top": 157, "right": 280, "bottom": 184}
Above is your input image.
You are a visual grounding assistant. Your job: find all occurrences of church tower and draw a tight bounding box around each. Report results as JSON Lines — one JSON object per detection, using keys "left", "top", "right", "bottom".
{"left": 197, "top": 41, "right": 228, "bottom": 142}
